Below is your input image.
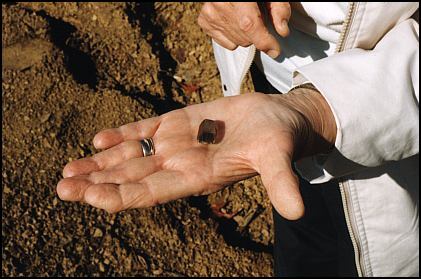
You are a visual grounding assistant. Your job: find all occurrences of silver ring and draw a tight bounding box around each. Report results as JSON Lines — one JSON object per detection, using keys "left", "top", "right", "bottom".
{"left": 140, "top": 138, "right": 155, "bottom": 157}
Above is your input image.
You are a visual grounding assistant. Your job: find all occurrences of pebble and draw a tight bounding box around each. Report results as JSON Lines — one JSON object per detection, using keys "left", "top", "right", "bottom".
{"left": 4, "top": 185, "right": 12, "bottom": 194}
{"left": 40, "top": 112, "right": 51, "bottom": 123}
{"left": 152, "top": 269, "right": 163, "bottom": 275}
{"left": 99, "top": 262, "right": 105, "bottom": 272}
{"left": 42, "top": 138, "right": 51, "bottom": 148}
{"left": 93, "top": 228, "right": 103, "bottom": 238}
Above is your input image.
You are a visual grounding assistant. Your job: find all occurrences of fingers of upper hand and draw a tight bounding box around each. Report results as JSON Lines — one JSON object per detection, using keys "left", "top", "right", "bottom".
{"left": 237, "top": 4, "right": 281, "bottom": 57}
{"left": 198, "top": 2, "right": 254, "bottom": 50}
{"left": 267, "top": 2, "right": 291, "bottom": 37}
{"left": 207, "top": 2, "right": 280, "bottom": 57}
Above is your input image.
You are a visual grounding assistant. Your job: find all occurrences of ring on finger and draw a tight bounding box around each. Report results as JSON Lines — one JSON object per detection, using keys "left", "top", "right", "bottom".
{"left": 140, "top": 138, "right": 155, "bottom": 157}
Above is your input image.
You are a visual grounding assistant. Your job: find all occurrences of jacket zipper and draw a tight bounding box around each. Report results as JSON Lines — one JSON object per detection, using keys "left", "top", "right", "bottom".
{"left": 339, "top": 180, "right": 364, "bottom": 277}
{"left": 336, "top": 2, "right": 366, "bottom": 277}
{"left": 336, "top": 2, "right": 357, "bottom": 52}
{"left": 242, "top": 2, "right": 357, "bottom": 89}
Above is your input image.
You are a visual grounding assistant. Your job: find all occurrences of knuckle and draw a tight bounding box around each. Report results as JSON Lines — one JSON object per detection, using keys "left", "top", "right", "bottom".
{"left": 238, "top": 40, "right": 252, "bottom": 47}
{"left": 221, "top": 42, "right": 238, "bottom": 51}
{"left": 200, "top": 3, "right": 214, "bottom": 19}
{"left": 253, "top": 33, "right": 274, "bottom": 50}
{"left": 161, "top": 156, "right": 175, "bottom": 170}
{"left": 253, "top": 40, "right": 268, "bottom": 50}
{"left": 212, "top": 2, "right": 228, "bottom": 9}
{"left": 283, "top": 7, "right": 292, "bottom": 18}
{"left": 119, "top": 141, "right": 132, "bottom": 158}
{"left": 239, "top": 16, "right": 255, "bottom": 32}
{"left": 197, "top": 13, "right": 207, "bottom": 28}
{"left": 118, "top": 140, "right": 130, "bottom": 151}
{"left": 272, "top": 2, "right": 292, "bottom": 18}
{"left": 279, "top": 2, "right": 291, "bottom": 9}
{"left": 88, "top": 171, "right": 101, "bottom": 184}
{"left": 144, "top": 181, "right": 159, "bottom": 207}
{"left": 152, "top": 137, "right": 164, "bottom": 155}
{"left": 159, "top": 112, "right": 171, "bottom": 123}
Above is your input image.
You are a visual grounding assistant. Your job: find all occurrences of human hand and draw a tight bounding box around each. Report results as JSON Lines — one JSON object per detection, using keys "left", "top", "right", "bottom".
{"left": 198, "top": 2, "right": 291, "bottom": 58}
{"left": 57, "top": 89, "right": 336, "bottom": 220}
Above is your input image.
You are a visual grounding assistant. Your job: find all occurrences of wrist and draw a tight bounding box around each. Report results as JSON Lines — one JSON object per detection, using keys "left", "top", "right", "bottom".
{"left": 272, "top": 85, "right": 337, "bottom": 160}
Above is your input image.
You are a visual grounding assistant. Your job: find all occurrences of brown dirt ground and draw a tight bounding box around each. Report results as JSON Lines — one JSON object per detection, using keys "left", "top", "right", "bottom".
{"left": 2, "top": 2, "right": 275, "bottom": 276}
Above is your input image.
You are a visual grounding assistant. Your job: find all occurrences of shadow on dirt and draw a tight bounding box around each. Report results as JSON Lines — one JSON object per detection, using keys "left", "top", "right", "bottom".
{"left": 38, "top": 10, "right": 98, "bottom": 89}
{"left": 125, "top": 2, "right": 186, "bottom": 114}
{"left": 189, "top": 196, "right": 273, "bottom": 254}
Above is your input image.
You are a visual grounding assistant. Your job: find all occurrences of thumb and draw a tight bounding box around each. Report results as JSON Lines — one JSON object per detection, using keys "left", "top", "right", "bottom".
{"left": 259, "top": 153, "right": 304, "bottom": 220}
{"left": 266, "top": 2, "right": 291, "bottom": 37}
{"left": 235, "top": 3, "right": 281, "bottom": 58}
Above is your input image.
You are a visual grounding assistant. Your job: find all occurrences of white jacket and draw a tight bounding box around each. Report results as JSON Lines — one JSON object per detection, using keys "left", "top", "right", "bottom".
{"left": 212, "top": 2, "right": 419, "bottom": 277}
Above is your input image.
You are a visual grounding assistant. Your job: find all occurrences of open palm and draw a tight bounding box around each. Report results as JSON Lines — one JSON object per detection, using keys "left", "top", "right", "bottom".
{"left": 57, "top": 93, "right": 304, "bottom": 220}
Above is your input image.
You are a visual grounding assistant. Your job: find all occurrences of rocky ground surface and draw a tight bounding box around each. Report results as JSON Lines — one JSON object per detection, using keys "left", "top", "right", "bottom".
{"left": 2, "top": 3, "right": 274, "bottom": 276}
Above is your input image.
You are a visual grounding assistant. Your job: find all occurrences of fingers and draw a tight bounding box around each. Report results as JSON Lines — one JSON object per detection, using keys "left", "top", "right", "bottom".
{"left": 58, "top": 169, "right": 199, "bottom": 213}
{"left": 122, "top": 170, "right": 196, "bottom": 209}
{"left": 57, "top": 175, "right": 93, "bottom": 202}
{"left": 234, "top": 3, "right": 281, "bottom": 58}
{"left": 84, "top": 184, "right": 124, "bottom": 213}
{"left": 259, "top": 152, "right": 305, "bottom": 220}
{"left": 198, "top": 4, "right": 238, "bottom": 50}
{"left": 57, "top": 156, "right": 163, "bottom": 212}
{"left": 202, "top": 27, "right": 237, "bottom": 50}
{"left": 93, "top": 116, "right": 160, "bottom": 150}
{"left": 266, "top": 2, "right": 291, "bottom": 37}
{"left": 63, "top": 158, "right": 100, "bottom": 179}
{"left": 62, "top": 140, "right": 144, "bottom": 178}
{"left": 198, "top": 2, "right": 280, "bottom": 58}
{"left": 88, "top": 156, "right": 162, "bottom": 185}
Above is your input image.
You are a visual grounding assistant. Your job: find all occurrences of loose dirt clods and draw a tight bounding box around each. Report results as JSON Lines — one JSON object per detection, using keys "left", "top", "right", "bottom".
{"left": 2, "top": 3, "right": 274, "bottom": 276}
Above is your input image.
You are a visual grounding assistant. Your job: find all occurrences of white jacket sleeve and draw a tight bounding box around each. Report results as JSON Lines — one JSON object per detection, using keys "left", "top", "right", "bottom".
{"left": 293, "top": 19, "right": 419, "bottom": 183}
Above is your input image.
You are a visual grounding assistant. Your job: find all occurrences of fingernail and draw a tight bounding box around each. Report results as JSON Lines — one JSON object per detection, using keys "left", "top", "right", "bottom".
{"left": 267, "top": 49, "right": 280, "bottom": 59}
{"left": 62, "top": 166, "right": 74, "bottom": 178}
{"left": 281, "top": 19, "right": 289, "bottom": 29}
{"left": 93, "top": 136, "right": 102, "bottom": 149}
{"left": 279, "top": 20, "right": 289, "bottom": 36}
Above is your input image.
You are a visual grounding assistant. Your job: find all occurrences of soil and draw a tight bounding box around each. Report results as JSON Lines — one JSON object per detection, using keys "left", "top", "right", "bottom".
{"left": 2, "top": 3, "right": 274, "bottom": 276}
